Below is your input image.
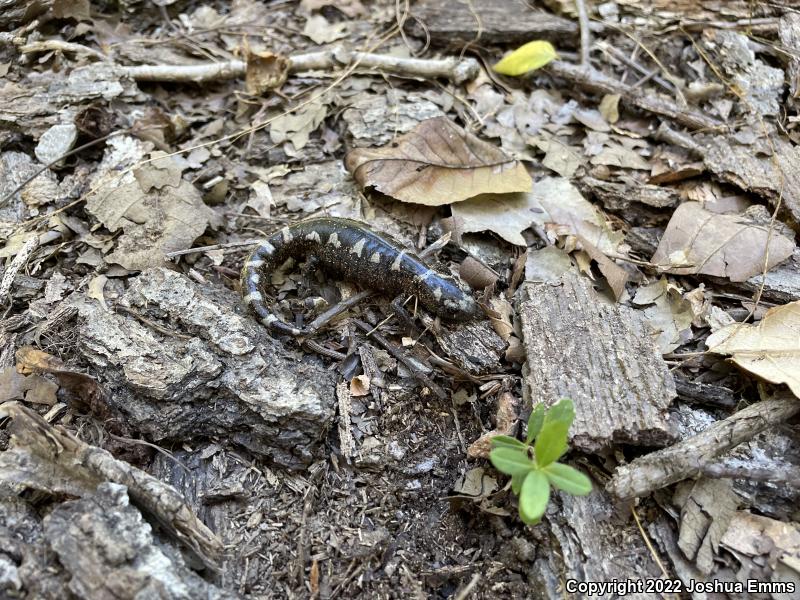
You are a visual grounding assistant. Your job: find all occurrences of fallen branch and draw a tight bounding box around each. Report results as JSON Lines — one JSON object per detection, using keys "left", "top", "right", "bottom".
{"left": 119, "top": 49, "right": 479, "bottom": 85}
{"left": 606, "top": 392, "right": 800, "bottom": 500}
{"left": 546, "top": 60, "right": 724, "bottom": 132}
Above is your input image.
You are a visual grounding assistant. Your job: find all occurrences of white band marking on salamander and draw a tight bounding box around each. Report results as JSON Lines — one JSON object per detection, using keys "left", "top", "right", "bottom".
{"left": 305, "top": 231, "right": 321, "bottom": 242}
{"left": 248, "top": 258, "right": 265, "bottom": 268}
{"left": 350, "top": 238, "right": 366, "bottom": 257}
{"left": 244, "top": 291, "right": 264, "bottom": 304}
{"left": 259, "top": 241, "right": 276, "bottom": 255}
{"left": 281, "top": 227, "right": 293, "bottom": 243}
{"left": 249, "top": 272, "right": 261, "bottom": 285}
{"left": 327, "top": 232, "right": 341, "bottom": 248}
{"left": 261, "top": 314, "right": 278, "bottom": 325}
{"left": 390, "top": 250, "right": 406, "bottom": 271}
{"left": 370, "top": 252, "right": 381, "bottom": 263}
{"left": 433, "top": 287, "right": 443, "bottom": 301}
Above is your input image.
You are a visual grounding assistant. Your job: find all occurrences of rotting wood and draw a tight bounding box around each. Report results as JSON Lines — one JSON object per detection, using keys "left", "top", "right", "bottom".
{"left": 0, "top": 403, "right": 223, "bottom": 569}
{"left": 540, "top": 488, "right": 665, "bottom": 600}
{"left": 517, "top": 270, "right": 677, "bottom": 453}
{"left": 64, "top": 267, "right": 337, "bottom": 470}
{"left": 405, "top": 0, "right": 581, "bottom": 46}
{"left": 419, "top": 313, "right": 507, "bottom": 376}
{"left": 607, "top": 392, "right": 800, "bottom": 500}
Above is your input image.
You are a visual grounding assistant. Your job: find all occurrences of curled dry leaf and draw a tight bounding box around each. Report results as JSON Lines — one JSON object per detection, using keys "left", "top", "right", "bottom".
{"left": 345, "top": 117, "right": 532, "bottom": 206}
{"left": 245, "top": 49, "right": 288, "bottom": 95}
{"left": 706, "top": 300, "right": 800, "bottom": 398}
{"left": 651, "top": 202, "right": 795, "bottom": 282}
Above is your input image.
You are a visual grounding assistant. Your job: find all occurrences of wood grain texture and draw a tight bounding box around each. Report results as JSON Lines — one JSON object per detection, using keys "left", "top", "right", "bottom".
{"left": 517, "top": 271, "right": 676, "bottom": 453}
{"left": 406, "top": 0, "right": 579, "bottom": 46}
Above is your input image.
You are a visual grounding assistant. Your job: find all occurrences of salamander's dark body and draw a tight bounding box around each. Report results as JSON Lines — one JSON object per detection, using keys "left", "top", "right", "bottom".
{"left": 240, "top": 217, "right": 479, "bottom": 336}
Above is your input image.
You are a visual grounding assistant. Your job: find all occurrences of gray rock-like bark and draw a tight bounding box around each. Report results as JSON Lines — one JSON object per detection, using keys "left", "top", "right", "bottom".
{"left": 68, "top": 267, "right": 336, "bottom": 469}
{"left": 44, "top": 482, "right": 237, "bottom": 600}
{"left": 517, "top": 271, "right": 676, "bottom": 453}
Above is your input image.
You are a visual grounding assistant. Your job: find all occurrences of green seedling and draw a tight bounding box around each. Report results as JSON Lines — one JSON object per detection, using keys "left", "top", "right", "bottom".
{"left": 489, "top": 398, "right": 592, "bottom": 524}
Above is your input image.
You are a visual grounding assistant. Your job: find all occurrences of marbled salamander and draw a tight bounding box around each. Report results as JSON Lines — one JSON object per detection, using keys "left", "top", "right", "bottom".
{"left": 240, "top": 217, "right": 479, "bottom": 336}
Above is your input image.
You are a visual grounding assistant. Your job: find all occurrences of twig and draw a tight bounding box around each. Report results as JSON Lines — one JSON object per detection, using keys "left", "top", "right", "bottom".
{"left": 575, "top": 0, "right": 591, "bottom": 67}
{"left": 19, "top": 39, "right": 108, "bottom": 61}
{"left": 546, "top": 60, "right": 723, "bottom": 132}
{"left": 165, "top": 239, "right": 264, "bottom": 258}
{"left": 606, "top": 393, "right": 800, "bottom": 500}
{"left": 352, "top": 319, "right": 446, "bottom": 399}
{"left": 304, "top": 290, "right": 374, "bottom": 335}
{"left": 700, "top": 462, "right": 800, "bottom": 489}
{"left": 595, "top": 41, "right": 675, "bottom": 94}
{"left": 119, "top": 49, "right": 479, "bottom": 85}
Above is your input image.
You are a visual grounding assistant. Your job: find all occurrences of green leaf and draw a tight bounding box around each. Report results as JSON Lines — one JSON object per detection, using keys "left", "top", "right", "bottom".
{"left": 511, "top": 472, "right": 526, "bottom": 495}
{"left": 490, "top": 435, "right": 527, "bottom": 450}
{"left": 493, "top": 40, "right": 558, "bottom": 76}
{"left": 543, "top": 462, "right": 592, "bottom": 496}
{"left": 489, "top": 447, "right": 535, "bottom": 477}
{"left": 518, "top": 470, "right": 550, "bottom": 524}
{"left": 525, "top": 404, "right": 546, "bottom": 444}
{"left": 534, "top": 398, "right": 575, "bottom": 467}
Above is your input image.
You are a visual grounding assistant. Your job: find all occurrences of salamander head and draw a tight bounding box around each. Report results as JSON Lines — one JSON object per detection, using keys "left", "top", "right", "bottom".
{"left": 425, "top": 276, "right": 481, "bottom": 321}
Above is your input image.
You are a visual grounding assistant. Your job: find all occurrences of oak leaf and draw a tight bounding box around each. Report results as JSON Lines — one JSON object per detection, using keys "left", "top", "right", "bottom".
{"left": 345, "top": 117, "right": 532, "bottom": 206}
{"left": 651, "top": 202, "right": 794, "bottom": 282}
{"left": 706, "top": 300, "right": 800, "bottom": 398}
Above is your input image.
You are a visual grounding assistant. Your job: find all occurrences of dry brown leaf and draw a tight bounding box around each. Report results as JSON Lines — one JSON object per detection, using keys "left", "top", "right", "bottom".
{"left": 345, "top": 117, "right": 532, "bottom": 206}
{"left": 632, "top": 278, "right": 694, "bottom": 353}
{"left": 576, "top": 234, "right": 628, "bottom": 301}
{"left": 350, "top": 374, "right": 370, "bottom": 397}
{"left": 245, "top": 49, "right": 288, "bottom": 95}
{"left": 86, "top": 140, "right": 219, "bottom": 270}
{"left": 706, "top": 300, "right": 800, "bottom": 398}
{"left": 651, "top": 202, "right": 795, "bottom": 282}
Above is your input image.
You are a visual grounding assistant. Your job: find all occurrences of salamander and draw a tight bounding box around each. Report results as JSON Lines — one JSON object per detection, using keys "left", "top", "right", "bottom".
{"left": 240, "top": 217, "right": 479, "bottom": 336}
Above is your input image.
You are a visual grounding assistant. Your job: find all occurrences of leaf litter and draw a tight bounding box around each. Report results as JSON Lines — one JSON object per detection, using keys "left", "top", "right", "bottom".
{"left": 2, "top": 0, "right": 800, "bottom": 597}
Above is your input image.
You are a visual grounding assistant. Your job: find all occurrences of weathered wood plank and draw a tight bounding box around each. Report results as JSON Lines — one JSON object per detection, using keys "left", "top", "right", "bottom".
{"left": 517, "top": 271, "right": 676, "bottom": 453}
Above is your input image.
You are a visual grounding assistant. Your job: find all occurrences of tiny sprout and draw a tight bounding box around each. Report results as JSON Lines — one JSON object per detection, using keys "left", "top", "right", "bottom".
{"left": 489, "top": 398, "right": 591, "bottom": 524}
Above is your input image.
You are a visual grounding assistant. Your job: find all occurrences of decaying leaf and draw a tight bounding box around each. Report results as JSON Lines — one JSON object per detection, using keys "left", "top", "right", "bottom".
{"left": 245, "top": 49, "right": 289, "bottom": 95}
{"left": 86, "top": 138, "right": 219, "bottom": 270}
{"left": 303, "top": 14, "right": 347, "bottom": 44}
{"left": 452, "top": 176, "right": 622, "bottom": 254}
{"left": 345, "top": 117, "right": 532, "bottom": 206}
{"left": 270, "top": 99, "right": 328, "bottom": 154}
{"left": 651, "top": 202, "right": 795, "bottom": 282}
{"left": 632, "top": 278, "right": 694, "bottom": 353}
{"left": 493, "top": 40, "right": 558, "bottom": 76}
{"left": 706, "top": 300, "right": 800, "bottom": 397}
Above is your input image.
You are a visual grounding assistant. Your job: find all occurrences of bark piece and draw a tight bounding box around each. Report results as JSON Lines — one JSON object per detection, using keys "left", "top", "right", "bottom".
{"left": 44, "top": 482, "right": 236, "bottom": 600}
{"left": 542, "top": 488, "right": 663, "bottom": 600}
{"left": 425, "top": 318, "right": 507, "bottom": 376}
{"left": 406, "top": 0, "right": 579, "bottom": 45}
{"left": 780, "top": 13, "right": 800, "bottom": 106}
{"left": 703, "top": 135, "right": 800, "bottom": 228}
{"left": 607, "top": 393, "right": 800, "bottom": 500}
{"left": 580, "top": 176, "right": 679, "bottom": 212}
{"left": 0, "top": 403, "right": 223, "bottom": 569}
{"left": 66, "top": 267, "right": 336, "bottom": 469}
{"left": 517, "top": 271, "right": 676, "bottom": 453}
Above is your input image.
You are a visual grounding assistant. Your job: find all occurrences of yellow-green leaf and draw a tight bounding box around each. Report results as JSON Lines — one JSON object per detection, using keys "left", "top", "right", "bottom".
{"left": 493, "top": 41, "right": 558, "bottom": 76}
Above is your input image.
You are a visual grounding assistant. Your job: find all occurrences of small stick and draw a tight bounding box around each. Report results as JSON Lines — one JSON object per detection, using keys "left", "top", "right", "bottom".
{"left": 118, "top": 49, "right": 479, "bottom": 85}
{"left": 575, "top": 0, "right": 591, "bottom": 67}
{"left": 165, "top": 239, "right": 264, "bottom": 258}
{"left": 606, "top": 392, "right": 800, "bottom": 500}
{"left": 546, "top": 60, "right": 724, "bottom": 131}
{"left": 700, "top": 462, "right": 800, "bottom": 489}
{"left": 304, "top": 290, "right": 374, "bottom": 335}
{"left": 352, "top": 319, "right": 446, "bottom": 399}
